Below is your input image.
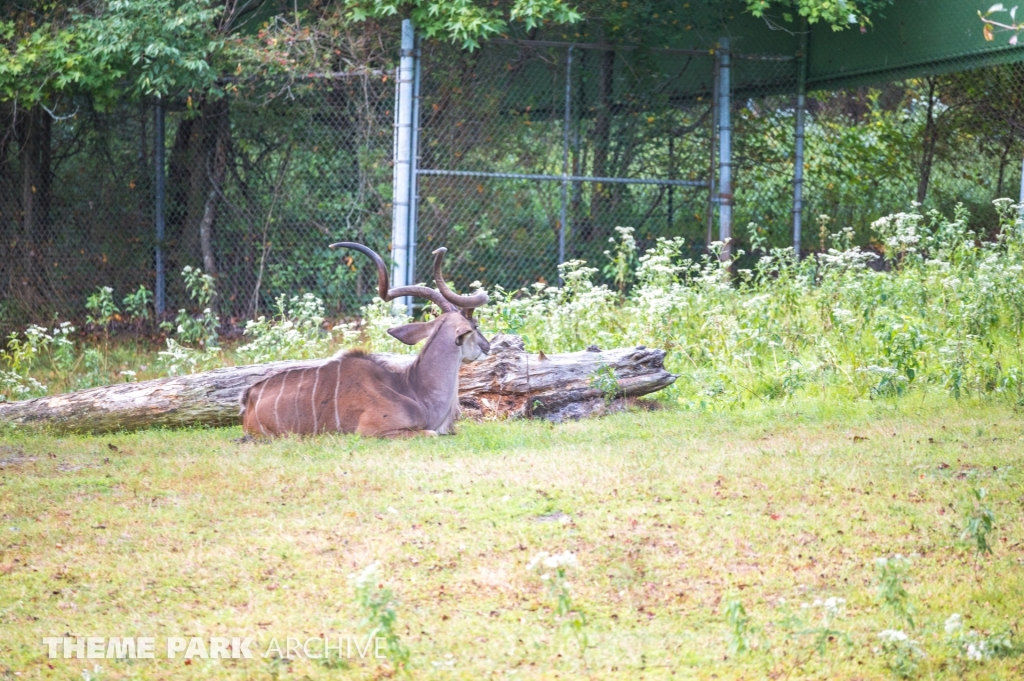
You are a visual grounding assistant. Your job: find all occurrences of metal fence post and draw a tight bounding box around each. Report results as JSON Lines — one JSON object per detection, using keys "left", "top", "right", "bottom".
{"left": 793, "top": 24, "right": 808, "bottom": 259}
{"left": 559, "top": 46, "right": 573, "bottom": 281}
{"left": 1018, "top": 153, "right": 1024, "bottom": 228}
{"left": 717, "top": 38, "right": 733, "bottom": 260}
{"left": 408, "top": 32, "right": 422, "bottom": 291}
{"left": 154, "top": 102, "right": 166, "bottom": 317}
{"left": 668, "top": 136, "right": 674, "bottom": 231}
{"left": 391, "top": 19, "right": 415, "bottom": 312}
{"left": 707, "top": 55, "right": 719, "bottom": 247}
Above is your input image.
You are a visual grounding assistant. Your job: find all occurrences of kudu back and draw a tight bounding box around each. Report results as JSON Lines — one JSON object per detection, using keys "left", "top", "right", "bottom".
{"left": 240, "top": 244, "right": 490, "bottom": 438}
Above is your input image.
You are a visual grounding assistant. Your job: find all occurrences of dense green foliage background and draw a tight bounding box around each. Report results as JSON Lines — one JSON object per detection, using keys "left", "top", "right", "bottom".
{"left": 1, "top": 0, "right": 1020, "bottom": 330}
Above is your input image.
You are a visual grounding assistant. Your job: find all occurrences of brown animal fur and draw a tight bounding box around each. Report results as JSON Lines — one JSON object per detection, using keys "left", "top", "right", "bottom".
{"left": 240, "top": 352, "right": 435, "bottom": 438}
{"left": 239, "top": 243, "right": 490, "bottom": 439}
{"left": 239, "top": 312, "right": 488, "bottom": 438}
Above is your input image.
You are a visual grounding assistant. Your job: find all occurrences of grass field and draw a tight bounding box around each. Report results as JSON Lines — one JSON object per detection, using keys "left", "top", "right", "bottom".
{"left": 1, "top": 398, "right": 1022, "bottom": 679}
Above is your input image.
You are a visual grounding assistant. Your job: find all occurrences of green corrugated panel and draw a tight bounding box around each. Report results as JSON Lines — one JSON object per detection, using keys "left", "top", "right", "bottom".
{"left": 501, "top": 0, "right": 1024, "bottom": 100}
{"left": 805, "top": 0, "right": 1024, "bottom": 89}
{"left": 682, "top": 0, "right": 1024, "bottom": 91}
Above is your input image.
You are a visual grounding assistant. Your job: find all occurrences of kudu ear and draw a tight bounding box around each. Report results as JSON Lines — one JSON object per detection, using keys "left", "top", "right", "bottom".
{"left": 452, "top": 319, "right": 474, "bottom": 346}
{"left": 387, "top": 319, "right": 440, "bottom": 346}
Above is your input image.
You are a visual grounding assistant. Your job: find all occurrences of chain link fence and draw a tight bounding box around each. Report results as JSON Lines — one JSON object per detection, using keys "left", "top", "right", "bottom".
{"left": 413, "top": 40, "right": 715, "bottom": 291}
{"left": 2, "top": 36, "right": 1023, "bottom": 328}
{"left": 1, "top": 73, "right": 393, "bottom": 326}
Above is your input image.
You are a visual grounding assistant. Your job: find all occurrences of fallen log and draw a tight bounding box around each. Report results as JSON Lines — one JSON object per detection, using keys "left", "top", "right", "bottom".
{"left": 0, "top": 335, "right": 676, "bottom": 433}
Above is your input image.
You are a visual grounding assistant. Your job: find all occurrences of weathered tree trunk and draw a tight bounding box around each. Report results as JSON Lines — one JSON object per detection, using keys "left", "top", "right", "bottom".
{"left": 456, "top": 336, "right": 676, "bottom": 422}
{"left": 917, "top": 77, "right": 939, "bottom": 205}
{"left": 0, "top": 336, "right": 676, "bottom": 434}
{"left": 168, "top": 116, "right": 195, "bottom": 236}
{"left": 583, "top": 48, "right": 616, "bottom": 243}
{"left": 16, "top": 103, "right": 52, "bottom": 304}
{"left": 19, "top": 107, "right": 44, "bottom": 271}
{"left": 0, "top": 102, "right": 14, "bottom": 249}
{"left": 198, "top": 98, "right": 229, "bottom": 281}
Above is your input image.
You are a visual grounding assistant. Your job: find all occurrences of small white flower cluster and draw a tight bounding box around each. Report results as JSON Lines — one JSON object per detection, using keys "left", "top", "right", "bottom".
{"left": 871, "top": 211, "right": 924, "bottom": 254}
{"left": 526, "top": 551, "right": 579, "bottom": 582}
{"left": 348, "top": 562, "right": 381, "bottom": 590}
{"left": 875, "top": 628, "right": 926, "bottom": 668}
{"left": 822, "top": 596, "right": 846, "bottom": 617}
{"left": 818, "top": 246, "right": 878, "bottom": 271}
{"left": 158, "top": 338, "right": 220, "bottom": 376}
{"left": 801, "top": 596, "right": 846, "bottom": 619}
{"left": 830, "top": 306, "right": 858, "bottom": 328}
{"left": 237, "top": 293, "right": 342, "bottom": 363}
{"left": 526, "top": 551, "right": 579, "bottom": 572}
{"left": 875, "top": 553, "right": 911, "bottom": 569}
{"left": 1, "top": 321, "right": 78, "bottom": 400}
{"left": 878, "top": 629, "right": 909, "bottom": 643}
{"left": 0, "top": 370, "right": 46, "bottom": 400}
{"left": 944, "top": 613, "right": 1014, "bottom": 662}
{"left": 605, "top": 226, "right": 637, "bottom": 251}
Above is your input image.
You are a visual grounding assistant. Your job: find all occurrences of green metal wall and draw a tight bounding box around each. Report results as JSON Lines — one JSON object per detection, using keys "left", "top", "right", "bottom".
{"left": 804, "top": 0, "right": 1024, "bottom": 89}
{"left": 607, "top": 0, "right": 1024, "bottom": 96}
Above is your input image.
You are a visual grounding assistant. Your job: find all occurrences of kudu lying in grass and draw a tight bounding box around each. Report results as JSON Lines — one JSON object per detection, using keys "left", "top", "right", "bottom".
{"left": 239, "top": 243, "right": 490, "bottom": 438}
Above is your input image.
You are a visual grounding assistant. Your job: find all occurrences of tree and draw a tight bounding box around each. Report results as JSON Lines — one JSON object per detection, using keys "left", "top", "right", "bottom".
{"left": 338, "top": 0, "right": 894, "bottom": 51}
{"left": 746, "top": 0, "right": 894, "bottom": 31}
{"left": 1, "top": 3, "right": 104, "bottom": 303}
{"left": 0, "top": 0, "right": 244, "bottom": 307}
{"left": 0, "top": 0, "right": 891, "bottom": 318}
{"left": 339, "top": 0, "right": 583, "bottom": 49}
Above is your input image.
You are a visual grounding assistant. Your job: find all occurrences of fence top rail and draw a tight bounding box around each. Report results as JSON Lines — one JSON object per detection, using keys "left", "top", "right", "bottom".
{"left": 417, "top": 168, "right": 709, "bottom": 188}
{"left": 215, "top": 69, "right": 391, "bottom": 85}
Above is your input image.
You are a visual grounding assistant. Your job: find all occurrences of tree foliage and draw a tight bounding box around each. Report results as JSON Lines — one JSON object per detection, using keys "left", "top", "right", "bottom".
{"left": 0, "top": 2, "right": 108, "bottom": 105}
{"left": 81, "top": 0, "right": 228, "bottom": 99}
{"left": 341, "top": 0, "right": 583, "bottom": 49}
{"left": 746, "top": 0, "right": 894, "bottom": 31}
{"left": 0, "top": 0, "right": 899, "bottom": 108}
{"left": 1, "top": 0, "right": 227, "bottom": 105}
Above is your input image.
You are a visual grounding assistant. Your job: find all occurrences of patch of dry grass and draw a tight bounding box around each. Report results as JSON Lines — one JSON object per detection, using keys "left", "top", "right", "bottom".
{"left": 1, "top": 398, "right": 1023, "bottom": 679}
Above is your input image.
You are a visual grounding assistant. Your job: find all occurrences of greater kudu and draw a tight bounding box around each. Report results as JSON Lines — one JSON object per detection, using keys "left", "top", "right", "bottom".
{"left": 239, "top": 244, "right": 490, "bottom": 438}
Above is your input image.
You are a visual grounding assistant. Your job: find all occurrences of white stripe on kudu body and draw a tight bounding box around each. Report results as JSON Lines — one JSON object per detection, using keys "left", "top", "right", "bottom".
{"left": 291, "top": 371, "right": 301, "bottom": 433}
{"left": 311, "top": 365, "right": 321, "bottom": 434}
{"left": 333, "top": 360, "right": 342, "bottom": 431}
{"left": 272, "top": 374, "right": 284, "bottom": 434}
{"left": 240, "top": 242, "right": 491, "bottom": 439}
{"left": 252, "top": 381, "right": 268, "bottom": 436}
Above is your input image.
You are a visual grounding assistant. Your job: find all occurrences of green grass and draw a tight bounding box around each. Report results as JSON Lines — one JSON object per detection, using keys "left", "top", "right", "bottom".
{"left": 1, "top": 398, "right": 1023, "bottom": 679}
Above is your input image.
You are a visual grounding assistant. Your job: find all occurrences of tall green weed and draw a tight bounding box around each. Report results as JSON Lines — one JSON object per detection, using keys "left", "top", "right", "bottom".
{"left": 5, "top": 202, "right": 1024, "bottom": 407}
{"left": 474, "top": 201, "right": 1024, "bottom": 407}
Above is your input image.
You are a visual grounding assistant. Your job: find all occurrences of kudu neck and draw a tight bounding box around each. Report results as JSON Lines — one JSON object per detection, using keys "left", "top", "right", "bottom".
{"left": 408, "top": 319, "right": 463, "bottom": 401}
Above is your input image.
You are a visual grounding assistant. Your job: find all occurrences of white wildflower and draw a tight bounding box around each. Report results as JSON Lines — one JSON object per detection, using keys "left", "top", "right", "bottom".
{"left": 528, "top": 550, "right": 578, "bottom": 574}
{"left": 526, "top": 551, "right": 550, "bottom": 572}
{"left": 542, "top": 551, "right": 579, "bottom": 570}
{"left": 348, "top": 562, "right": 380, "bottom": 590}
{"left": 823, "top": 596, "right": 846, "bottom": 617}
{"left": 878, "top": 629, "right": 909, "bottom": 643}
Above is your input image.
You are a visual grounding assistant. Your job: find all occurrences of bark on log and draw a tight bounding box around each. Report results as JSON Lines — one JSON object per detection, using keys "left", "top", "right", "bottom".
{"left": 0, "top": 336, "right": 676, "bottom": 433}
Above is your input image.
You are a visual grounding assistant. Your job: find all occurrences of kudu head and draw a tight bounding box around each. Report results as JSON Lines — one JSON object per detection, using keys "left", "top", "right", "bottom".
{"left": 328, "top": 242, "right": 491, "bottom": 362}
